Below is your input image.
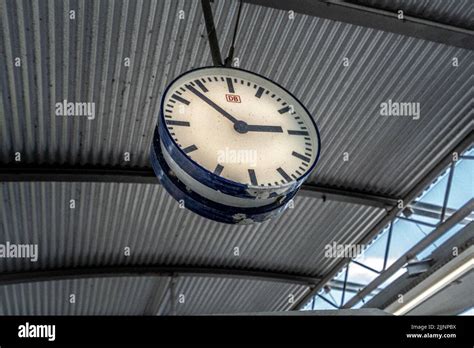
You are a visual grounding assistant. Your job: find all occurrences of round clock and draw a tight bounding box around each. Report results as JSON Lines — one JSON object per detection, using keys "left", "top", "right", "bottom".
{"left": 151, "top": 66, "right": 320, "bottom": 224}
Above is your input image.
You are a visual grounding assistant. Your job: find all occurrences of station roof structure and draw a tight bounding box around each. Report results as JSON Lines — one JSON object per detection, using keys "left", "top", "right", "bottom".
{"left": 0, "top": 0, "right": 472, "bottom": 315}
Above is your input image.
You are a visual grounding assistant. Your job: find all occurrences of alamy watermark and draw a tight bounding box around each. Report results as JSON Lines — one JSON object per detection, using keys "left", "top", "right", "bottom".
{"left": 0, "top": 242, "right": 38, "bottom": 262}
{"left": 217, "top": 147, "right": 257, "bottom": 167}
{"left": 324, "top": 241, "right": 365, "bottom": 259}
{"left": 55, "top": 99, "right": 95, "bottom": 120}
{"left": 18, "top": 322, "right": 55, "bottom": 342}
{"left": 380, "top": 99, "right": 420, "bottom": 120}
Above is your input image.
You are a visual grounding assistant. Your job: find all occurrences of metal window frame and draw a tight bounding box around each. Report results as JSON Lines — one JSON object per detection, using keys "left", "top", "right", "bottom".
{"left": 295, "top": 133, "right": 473, "bottom": 310}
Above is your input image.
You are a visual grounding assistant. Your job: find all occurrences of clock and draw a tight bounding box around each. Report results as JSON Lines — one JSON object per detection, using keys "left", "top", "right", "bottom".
{"left": 151, "top": 66, "right": 320, "bottom": 224}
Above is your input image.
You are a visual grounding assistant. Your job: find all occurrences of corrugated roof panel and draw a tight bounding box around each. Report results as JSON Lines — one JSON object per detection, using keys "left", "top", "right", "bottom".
{"left": 0, "top": 181, "right": 385, "bottom": 277}
{"left": 159, "top": 276, "right": 309, "bottom": 315}
{"left": 0, "top": 276, "right": 159, "bottom": 315}
{"left": 0, "top": 0, "right": 472, "bottom": 196}
{"left": 0, "top": 275, "right": 307, "bottom": 315}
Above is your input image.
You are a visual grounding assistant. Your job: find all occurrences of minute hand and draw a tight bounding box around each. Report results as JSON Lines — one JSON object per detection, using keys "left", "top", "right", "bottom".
{"left": 186, "top": 84, "right": 239, "bottom": 124}
{"left": 246, "top": 125, "right": 283, "bottom": 133}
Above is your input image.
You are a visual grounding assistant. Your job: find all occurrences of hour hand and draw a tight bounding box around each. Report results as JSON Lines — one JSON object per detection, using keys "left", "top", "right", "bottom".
{"left": 246, "top": 124, "right": 283, "bottom": 133}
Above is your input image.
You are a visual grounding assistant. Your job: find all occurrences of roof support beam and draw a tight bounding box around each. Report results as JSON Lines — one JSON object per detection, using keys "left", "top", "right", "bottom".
{"left": 0, "top": 164, "right": 398, "bottom": 209}
{"left": 0, "top": 265, "right": 320, "bottom": 287}
{"left": 410, "top": 201, "right": 474, "bottom": 225}
{"left": 244, "top": 0, "right": 474, "bottom": 50}
{"left": 301, "top": 184, "right": 397, "bottom": 208}
{"left": 343, "top": 198, "right": 474, "bottom": 308}
{"left": 293, "top": 131, "right": 474, "bottom": 310}
{"left": 365, "top": 221, "right": 474, "bottom": 310}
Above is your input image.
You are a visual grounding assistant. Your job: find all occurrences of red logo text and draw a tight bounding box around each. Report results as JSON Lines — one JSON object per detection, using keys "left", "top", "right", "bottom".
{"left": 225, "top": 94, "right": 241, "bottom": 103}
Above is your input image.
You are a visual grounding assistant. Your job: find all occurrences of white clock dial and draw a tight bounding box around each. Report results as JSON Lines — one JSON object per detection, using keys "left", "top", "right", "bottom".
{"left": 162, "top": 68, "right": 319, "bottom": 187}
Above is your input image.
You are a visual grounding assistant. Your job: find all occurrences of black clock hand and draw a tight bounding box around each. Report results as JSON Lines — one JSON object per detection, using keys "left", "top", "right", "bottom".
{"left": 186, "top": 84, "right": 239, "bottom": 124}
{"left": 246, "top": 125, "right": 283, "bottom": 133}
{"left": 185, "top": 84, "right": 283, "bottom": 134}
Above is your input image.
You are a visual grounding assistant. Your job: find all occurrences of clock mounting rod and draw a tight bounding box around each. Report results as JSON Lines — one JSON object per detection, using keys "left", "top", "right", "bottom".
{"left": 201, "top": 0, "right": 243, "bottom": 67}
{"left": 224, "top": 0, "right": 243, "bottom": 67}
{"left": 201, "top": 0, "right": 224, "bottom": 66}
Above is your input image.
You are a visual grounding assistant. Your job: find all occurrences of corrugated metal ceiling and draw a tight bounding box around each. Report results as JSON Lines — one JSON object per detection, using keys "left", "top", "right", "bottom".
{"left": 0, "top": 0, "right": 472, "bottom": 314}
{"left": 0, "top": 181, "right": 384, "bottom": 277}
{"left": 0, "top": 276, "right": 160, "bottom": 315}
{"left": 0, "top": 276, "right": 308, "bottom": 315}
{"left": 1, "top": 0, "right": 472, "bottom": 196}
{"left": 160, "top": 276, "right": 308, "bottom": 315}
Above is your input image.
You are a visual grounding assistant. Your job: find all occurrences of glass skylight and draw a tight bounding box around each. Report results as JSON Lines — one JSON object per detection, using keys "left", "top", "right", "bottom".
{"left": 301, "top": 147, "right": 473, "bottom": 311}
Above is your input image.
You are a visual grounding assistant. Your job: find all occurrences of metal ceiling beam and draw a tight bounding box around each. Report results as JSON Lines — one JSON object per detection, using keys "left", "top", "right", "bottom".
{"left": 343, "top": 198, "right": 474, "bottom": 308}
{"left": 0, "top": 164, "right": 398, "bottom": 208}
{"left": 329, "top": 279, "right": 381, "bottom": 294}
{"left": 365, "top": 221, "right": 474, "bottom": 310}
{"left": 301, "top": 184, "right": 397, "bottom": 208}
{"left": 293, "top": 131, "right": 474, "bottom": 310}
{"left": 0, "top": 265, "right": 320, "bottom": 287}
{"left": 243, "top": 0, "right": 474, "bottom": 50}
{"left": 410, "top": 201, "right": 474, "bottom": 225}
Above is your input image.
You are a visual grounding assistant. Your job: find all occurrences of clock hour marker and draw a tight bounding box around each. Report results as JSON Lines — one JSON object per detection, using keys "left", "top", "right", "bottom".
{"left": 255, "top": 87, "right": 264, "bottom": 98}
{"left": 162, "top": 68, "right": 319, "bottom": 190}
{"left": 171, "top": 94, "right": 190, "bottom": 105}
{"left": 194, "top": 79, "right": 208, "bottom": 93}
{"left": 166, "top": 120, "right": 190, "bottom": 127}
{"left": 248, "top": 169, "right": 258, "bottom": 186}
{"left": 183, "top": 144, "right": 198, "bottom": 153}
{"left": 288, "top": 130, "right": 309, "bottom": 136}
{"left": 214, "top": 164, "right": 224, "bottom": 175}
{"left": 277, "top": 167, "right": 291, "bottom": 182}
{"left": 292, "top": 151, "right": 311, "bottom": 163}
{"left": 226, "top": 77, "right": 235, "bottom": 93}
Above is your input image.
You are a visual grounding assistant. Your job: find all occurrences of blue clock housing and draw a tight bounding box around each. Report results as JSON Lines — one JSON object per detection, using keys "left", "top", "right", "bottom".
{"left": 150, "top": 67, "right": 321, "bottom": 224}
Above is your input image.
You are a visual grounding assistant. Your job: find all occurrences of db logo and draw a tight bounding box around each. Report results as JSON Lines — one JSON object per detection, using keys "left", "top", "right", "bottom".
{"left": 226, "top": 94, "right": 241, "bottom": 103}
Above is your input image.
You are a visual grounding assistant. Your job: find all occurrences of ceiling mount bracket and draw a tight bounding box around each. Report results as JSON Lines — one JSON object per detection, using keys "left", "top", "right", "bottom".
{"left": 201, "top": 0, "right": 224, "bottom": 66}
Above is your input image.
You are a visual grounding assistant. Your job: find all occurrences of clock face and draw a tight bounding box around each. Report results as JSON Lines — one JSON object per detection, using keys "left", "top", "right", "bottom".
{"left": 162, "top": 67, "right": 320, "bottom": 188}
